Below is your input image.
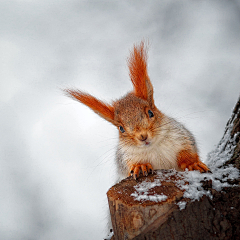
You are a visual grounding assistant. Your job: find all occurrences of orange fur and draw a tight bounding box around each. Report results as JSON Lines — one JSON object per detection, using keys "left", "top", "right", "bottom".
{"left": 127, "top": 41, "right": 150, "bottom": 101}
{"left": 177, "top": 150, "right": 209, "bottom": 173}
{"left": 64, "top": 89, "right": 115, "bottom": 122}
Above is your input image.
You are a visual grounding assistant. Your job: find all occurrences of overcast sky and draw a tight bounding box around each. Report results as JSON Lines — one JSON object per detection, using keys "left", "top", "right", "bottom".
{"left": 1, "top": 1, "right": 240, "bottom": 239}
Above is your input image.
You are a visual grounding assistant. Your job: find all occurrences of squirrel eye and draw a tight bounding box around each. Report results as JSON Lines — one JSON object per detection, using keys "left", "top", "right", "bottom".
{"left": 148, "top": 110, "right": 154, "bottom": 118}
{"left": 119, "top": 126, "right": 125, "bottom": 133}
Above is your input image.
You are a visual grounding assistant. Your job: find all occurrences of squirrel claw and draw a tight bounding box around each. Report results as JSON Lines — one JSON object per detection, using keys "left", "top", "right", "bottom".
{"left": 129, "top": 163, "right": 153, "bottom": 180}
{"left": 184, "top": 161, "right": 209, "bottom": 173}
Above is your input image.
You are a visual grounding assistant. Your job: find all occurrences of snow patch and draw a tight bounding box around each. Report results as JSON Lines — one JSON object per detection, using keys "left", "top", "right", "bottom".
{"left": 179, "top": 170, "right": 212, "bottom": 200}
{"left": 180, "top": 110, "right": 239, "bottom": 201}
{"left": 180, "top": 112, "right": 239, "bottom": 201}
{"left": 131, "top": 179, "right": 168, "bottom": 202}
{"left": 177, "top": 201, "right": 187, "bottom": 210}
{"left": 206, "top": 112, "right": 238, "bottom": 170}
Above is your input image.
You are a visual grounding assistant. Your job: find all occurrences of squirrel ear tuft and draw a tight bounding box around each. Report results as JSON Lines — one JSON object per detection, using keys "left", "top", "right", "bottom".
{"left": 127, "top": 41, "right": 154, "bottom": 107}
{"left": 64, "top": 89, "right": 115, "bottom": 124}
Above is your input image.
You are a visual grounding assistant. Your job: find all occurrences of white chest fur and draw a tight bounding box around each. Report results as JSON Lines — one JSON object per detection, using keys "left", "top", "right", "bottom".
{"left": 120, "top": 136, "right": 181, "bottom": 171}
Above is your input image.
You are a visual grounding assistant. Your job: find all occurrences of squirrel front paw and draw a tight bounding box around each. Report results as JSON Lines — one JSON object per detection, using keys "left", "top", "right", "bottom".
{"left": 180, "top": 161, "right": 209, "bottom": 173}
{"left": 129, "top": 163, "right": 153, "bottom": 180}
{"left": 177, "top": 150, "right": 210, "bottom": 173}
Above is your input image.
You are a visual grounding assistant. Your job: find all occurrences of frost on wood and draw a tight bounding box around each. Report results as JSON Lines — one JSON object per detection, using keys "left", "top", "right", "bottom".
{"left": 107, "top": 96, "right": 240, "bottom": 240}
{"left": 207, "top": 96, "right": 240, "bottom": 171}
{"left": 204, "top": 101, "right": 240, "bottom": 191}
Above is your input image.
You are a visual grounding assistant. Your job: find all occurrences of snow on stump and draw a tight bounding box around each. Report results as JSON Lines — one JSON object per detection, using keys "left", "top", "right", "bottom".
{"left": 107, "top": 96, "right": 240, "bottom": 240}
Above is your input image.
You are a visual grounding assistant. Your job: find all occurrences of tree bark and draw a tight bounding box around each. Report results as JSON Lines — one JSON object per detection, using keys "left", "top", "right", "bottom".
{"left": 107, "top": 96, "right": 240, "bottom": 240}
{"left": 225, "top": 97, "right": 240, "bottom": 169}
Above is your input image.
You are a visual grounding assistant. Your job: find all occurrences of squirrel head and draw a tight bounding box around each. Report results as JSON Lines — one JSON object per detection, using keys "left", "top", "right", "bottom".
{"left": 113, "top": 92, "right": 163, "bottom": 147}
{"left": 64, "top": 41, "right": 163, "bottom": 147}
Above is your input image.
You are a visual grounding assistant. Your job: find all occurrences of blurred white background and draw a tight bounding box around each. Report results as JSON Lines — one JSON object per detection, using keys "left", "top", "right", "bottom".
{"left": 0, "top": 0, "right": 240, "bottom": 239}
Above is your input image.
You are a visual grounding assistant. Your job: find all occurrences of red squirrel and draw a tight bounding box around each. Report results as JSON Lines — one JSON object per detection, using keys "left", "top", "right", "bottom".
{"left": 65, "top": 41, "right": 209, "bottom": 180}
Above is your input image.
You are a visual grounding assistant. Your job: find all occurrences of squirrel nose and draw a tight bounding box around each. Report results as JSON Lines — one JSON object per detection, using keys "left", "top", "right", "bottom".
{"left": 139, "top": 133, "right": 148, "bottom": 141}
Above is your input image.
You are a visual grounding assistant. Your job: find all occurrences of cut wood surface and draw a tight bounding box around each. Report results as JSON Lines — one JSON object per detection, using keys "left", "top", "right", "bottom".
{"left": 107, "top": 96, "right": 240, "bottom": 240}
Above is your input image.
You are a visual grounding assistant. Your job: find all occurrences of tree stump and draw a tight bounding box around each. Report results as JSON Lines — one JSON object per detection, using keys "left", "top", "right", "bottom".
{"left": 107, "top": 96, "right": 240, "bottom": 240}
{"left": 107, "top": 170, "right": 186, "bottom": 239}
